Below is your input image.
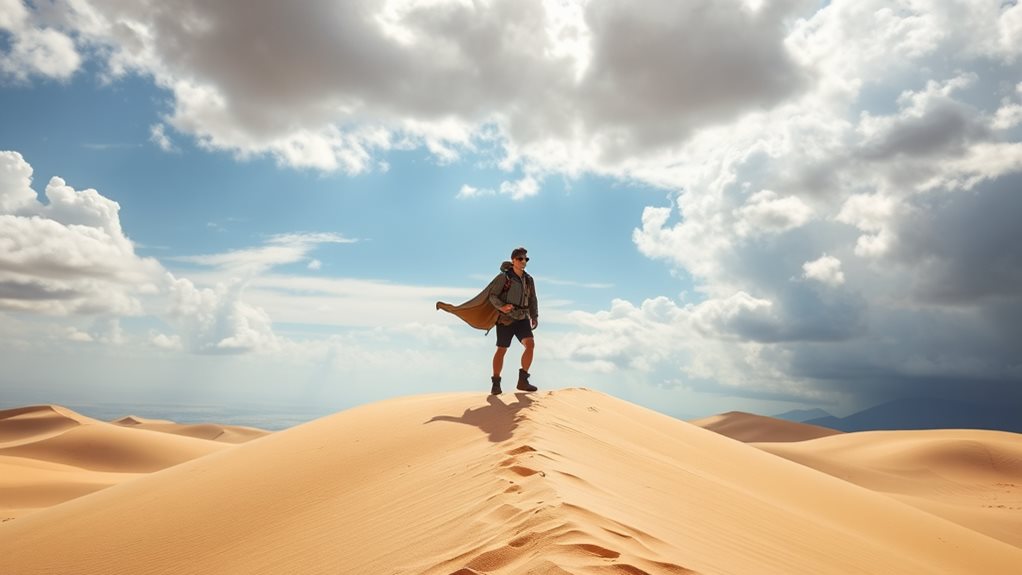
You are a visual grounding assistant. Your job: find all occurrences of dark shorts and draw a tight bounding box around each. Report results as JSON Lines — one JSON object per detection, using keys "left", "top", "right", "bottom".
{"left": 496, "top": 318, "right": 534, "bottom": 348}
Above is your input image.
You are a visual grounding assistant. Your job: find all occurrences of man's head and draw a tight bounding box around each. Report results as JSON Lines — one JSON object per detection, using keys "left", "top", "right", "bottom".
{"left": 511, "top": 247, "right": 528, "bottom": 272}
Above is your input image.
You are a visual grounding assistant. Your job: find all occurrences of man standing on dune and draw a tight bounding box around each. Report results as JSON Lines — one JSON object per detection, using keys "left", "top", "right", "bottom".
{"left": 489, "top": 247, "right": 539, "bottom": 395}
{"left": 435, "top": 246, "right": 539, "bottom": 395}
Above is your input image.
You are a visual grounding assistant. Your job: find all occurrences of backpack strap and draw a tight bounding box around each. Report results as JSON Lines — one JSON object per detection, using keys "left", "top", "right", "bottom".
{"left": 499, "top": 271, "right": 532, "bottom": 303}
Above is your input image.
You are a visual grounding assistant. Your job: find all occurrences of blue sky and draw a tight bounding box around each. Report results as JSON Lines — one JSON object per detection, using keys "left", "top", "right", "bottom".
{"left": 2, "top": 0, "right": 1021, "bottom": 424}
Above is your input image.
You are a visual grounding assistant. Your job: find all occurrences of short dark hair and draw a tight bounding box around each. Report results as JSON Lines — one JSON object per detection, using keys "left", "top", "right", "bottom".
{"left": 511, "top": 246, "right": 528, "bottom": 259}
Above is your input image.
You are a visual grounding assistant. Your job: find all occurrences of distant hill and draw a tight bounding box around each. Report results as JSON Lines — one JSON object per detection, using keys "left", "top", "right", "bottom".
{"left": 772, "top": 408, "right": 834, "bottom": 423}
{"left": 806, "top": 397, "right": 1022, "bottom": 433}
{"left": 690, "top": 411, "right": 842, "bottom": 443}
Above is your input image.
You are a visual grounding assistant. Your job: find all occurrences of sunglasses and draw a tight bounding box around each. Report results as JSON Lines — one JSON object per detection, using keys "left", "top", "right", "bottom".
{"left": 514, "top": 256, "right": 529, "bottom": 262}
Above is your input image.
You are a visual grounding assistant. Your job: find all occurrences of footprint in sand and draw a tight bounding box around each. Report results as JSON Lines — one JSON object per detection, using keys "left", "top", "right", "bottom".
{"left": 507, "top": 445, "right": 537, "bottom": 455}
{"left": 508, "top": 466, "right": 545, "bottom": 477}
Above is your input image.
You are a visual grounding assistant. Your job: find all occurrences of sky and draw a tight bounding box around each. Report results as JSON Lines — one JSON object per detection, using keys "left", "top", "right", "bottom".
{"left": 1, "top": 0, "right": 1021, "bottom": 424}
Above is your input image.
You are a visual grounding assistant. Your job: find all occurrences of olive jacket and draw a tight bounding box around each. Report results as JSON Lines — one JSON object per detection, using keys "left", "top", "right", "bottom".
{"left": 436, "top": 261, "right": 538, "bottom": 331}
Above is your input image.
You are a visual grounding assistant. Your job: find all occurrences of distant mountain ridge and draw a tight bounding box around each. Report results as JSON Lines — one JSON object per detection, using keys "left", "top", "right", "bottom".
{"left": 772, "top": 408, "right": 834, "bottom": 423}
{"left": 806, "top": 397, "right": 1022, "bottom": 433}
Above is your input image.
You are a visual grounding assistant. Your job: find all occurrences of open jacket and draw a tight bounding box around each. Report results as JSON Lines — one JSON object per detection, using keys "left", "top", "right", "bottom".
{"left": 436, "top": 261, "right": 537, "bottom": 331}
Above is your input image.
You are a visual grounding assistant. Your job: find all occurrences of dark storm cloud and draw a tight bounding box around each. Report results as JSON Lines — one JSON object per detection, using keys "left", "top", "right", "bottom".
{"left": 580, "top": 0, "right": 811, "bottom": 153}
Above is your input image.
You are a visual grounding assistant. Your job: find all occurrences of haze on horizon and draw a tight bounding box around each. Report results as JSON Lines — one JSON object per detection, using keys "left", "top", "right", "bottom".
{"left": 1, "top": 0, "right": 1021, "bottom": 422}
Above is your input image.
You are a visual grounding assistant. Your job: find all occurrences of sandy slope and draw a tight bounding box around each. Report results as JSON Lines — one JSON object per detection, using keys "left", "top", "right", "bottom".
{"left": 688, "top": 411, "right": 842, "bottom": 442}
{"left": 0, "top": 405, "right": 265, "bottom": 520}
{"left": 754, "top": 429, "right": 1022, "bottom": 548}
{"left": 1, "top": 389, "right": 1020, "bottom": 575}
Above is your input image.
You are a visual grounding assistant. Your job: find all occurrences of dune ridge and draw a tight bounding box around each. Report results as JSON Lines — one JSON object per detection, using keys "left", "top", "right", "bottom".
{"left": 688, "top": 410, "right": 841, "bottom": 443}
{"left": 0, "top": 404, "right": 268, "bottom": 520}
{"left": 112, "top": 417, "right": 271, "bottom": 444}
{"left": 2, "top": 389, "right": 1020, "bottom": 574}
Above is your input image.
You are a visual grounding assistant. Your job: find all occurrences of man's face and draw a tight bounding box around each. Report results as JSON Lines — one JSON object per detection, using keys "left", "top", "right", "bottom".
{"left": 513, "top": 255, "right": 528, "bottom": 272}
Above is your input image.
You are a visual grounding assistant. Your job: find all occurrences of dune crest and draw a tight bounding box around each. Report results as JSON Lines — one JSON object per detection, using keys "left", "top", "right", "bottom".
{"left": 1, "top": 389, "right": 1020, "bottom": 575}
{"left": 111, "top": 417, "right": 271, "bottom": 444}
{"left": 0, "top": 405, "right": 97, "bottom": 447}
{"left": 689, "top": 410, "right": 841, "bottom": 442}
{"left": 114, "top": 415, "right": 174, "bottom": 425}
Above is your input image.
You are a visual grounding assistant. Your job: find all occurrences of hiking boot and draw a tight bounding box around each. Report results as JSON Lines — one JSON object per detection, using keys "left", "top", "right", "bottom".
{"left": 517, "top": 368, "right": 538, "bottom": 392}
{"left": 490, "top": 376, "right": 502, "bottom": 395}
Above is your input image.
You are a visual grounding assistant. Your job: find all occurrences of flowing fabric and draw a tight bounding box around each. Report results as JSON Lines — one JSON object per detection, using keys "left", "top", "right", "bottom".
{"left": 436, "top": 285, "right": 500, "bottom": 331}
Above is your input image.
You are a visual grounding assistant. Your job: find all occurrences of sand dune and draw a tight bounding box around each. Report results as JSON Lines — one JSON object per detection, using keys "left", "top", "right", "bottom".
{"left": 688, "top": 410, "right": 842, "bottom": 442}
{"left": 0, "top": 404, "right": 97, "bottom": 447}
{"left": 1, "top": 389, "right": 1020, "bottom": 575}
{"left": 754, "top": 429, "right": 1022, "bottom": 548}
{"left": 113, "top": 415, "right": 271, "bottom": 444}
{"left": 0, "top": 405, "right": 267, "bottom": 521}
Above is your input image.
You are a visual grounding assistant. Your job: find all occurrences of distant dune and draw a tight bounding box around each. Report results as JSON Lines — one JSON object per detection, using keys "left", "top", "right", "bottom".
{"left": 0, "top": 405, "right": 268, "bottom": 520}
{"left": 112, "top": 415, "right": 271, "bottom": 444}
{"left": 754, "top": 430, "right": 1022, "bottom": 548}
{"left": 688, "top": 411, "right": 842, "bottom": 442}
{"left": 1, "top": 390, "right": 1020, "bottom": 575}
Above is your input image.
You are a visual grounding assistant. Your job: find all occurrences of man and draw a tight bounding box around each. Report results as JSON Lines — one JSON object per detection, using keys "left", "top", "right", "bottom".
{"left": 434, "top": 246, "right": 539, "bottom": 395}
{"left": 488, "top": 247, "right": 539, "bottom": 395}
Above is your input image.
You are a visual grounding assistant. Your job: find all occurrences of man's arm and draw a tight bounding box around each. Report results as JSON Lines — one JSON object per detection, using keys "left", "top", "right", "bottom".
{"left": 528, "top": 278, "right": 538, "bottom": 325}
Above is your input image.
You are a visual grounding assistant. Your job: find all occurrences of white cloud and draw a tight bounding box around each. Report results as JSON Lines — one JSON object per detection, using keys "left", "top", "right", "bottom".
{"left": 174, "top": 232, "right": 356, "bottom": 275}
{"left": 613, "top": 1, "right": 1022, "bottom": 407}
{"left": 688, "top": 291, "right": 780, "bottom": 341}
{"left": 240, "top": 274, "right": 478, "bottom": 329}
{"left": 0, "top": 149, "right": 37, "bottom": 212}
{"left": 836, "top": 193, "right": 898, "bottom": 258}
{"left": 150, "top": 331, "right": 183, "bottom": 350}
{"left": 166, "top": 274, "right": 278, "bottom": 354}
{"left": 734, "top": 190, "right": 813, "bottom": 237}
{"left": 499, "top": 175, "right": 539, "bottom": 200}
{"left": 25, "top": 0, "right": 817, "bottom": 177}
{"left": 66, "top": 327, "right": 93, "bottom": 342}
{"left": 0, "top": 1, "right": 80, "bottom": 81}
{"left": 307, "top": 259, "right": 322, "bottom": 271}
{"left": 0, "top": 151, "right": 163, "bottom": 315}
{"left": 456, "top": 184, "right": 495, "bottom": 199}
{"left": 801, "top": 254, "right": 845, "bottom": 286}
{"left": 149, "top": 123, "right": 177, "bottom": 152}
{"left": 0, "top": 152, "right": 336, "bottom": 356}
{"left": 5, "top": 1, "right": 1022, "bottom": 409}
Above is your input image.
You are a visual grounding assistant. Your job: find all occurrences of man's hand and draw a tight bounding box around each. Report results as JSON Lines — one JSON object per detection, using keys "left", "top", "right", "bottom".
{"left": 531, "top": 317, "right": 539, "bottom": 330}
{"left": 500, "top": 304, "right": 514, "bottom": 313}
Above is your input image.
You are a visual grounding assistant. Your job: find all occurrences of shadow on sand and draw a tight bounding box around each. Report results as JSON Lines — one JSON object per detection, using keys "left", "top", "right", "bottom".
{"left": 425, "top": 393, "right": 535, "bottom": 443}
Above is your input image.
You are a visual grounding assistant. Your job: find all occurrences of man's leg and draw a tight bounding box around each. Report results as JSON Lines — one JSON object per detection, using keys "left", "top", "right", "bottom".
{"left": 517, "top": 335, "right": 538, "bottom": 391}
{"left": 492, "top": 346, "right": 508, "bottom": 378}
{"left": 520, "top": 337, "right": 535, "bottom": 372}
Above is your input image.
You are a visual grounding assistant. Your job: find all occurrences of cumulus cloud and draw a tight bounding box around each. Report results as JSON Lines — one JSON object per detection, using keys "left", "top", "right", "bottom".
{"left": 24, "top": 0, "right": 818, "bottom": 179}
{"left": 499, "top": 175, "right": 539, "bottom": 200}
{"left": 617, "top": 1, "right": 1022, "bottom": 408}
{"left": 6, "top": 1, "right": 1022, "bottom": 408}
{"left": 0, "top": 151, "right": 163, "bottom": 315}
{"left": 166, "top": 274, "right": 278, "bottom": 354}
{"left": 734, "top": 190, "right": 813, "bottom": 237}
{"left": 801, "top": 254, "right": 844, "bottom": 286}
{"left": 0, "top": 0, "right": 81, "bottom": 81}
{"left": 0, "top": 151, "right": 344, "bottom": 356}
